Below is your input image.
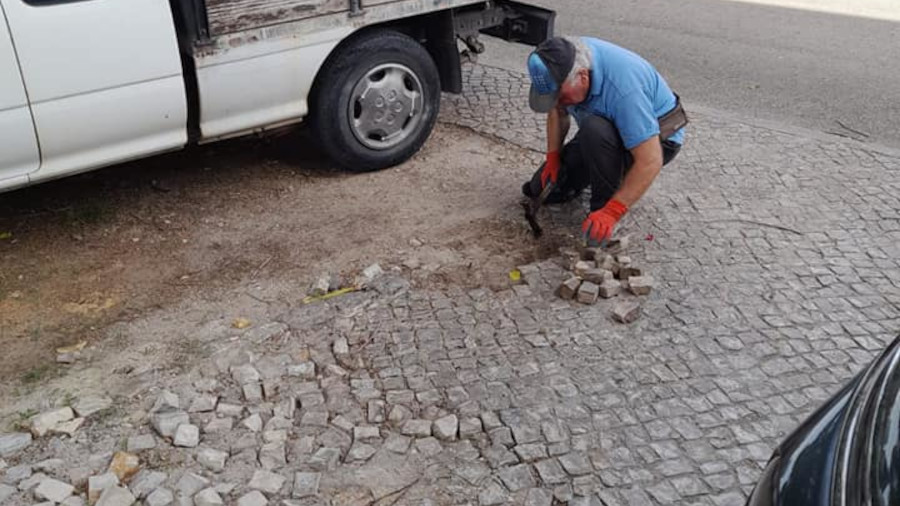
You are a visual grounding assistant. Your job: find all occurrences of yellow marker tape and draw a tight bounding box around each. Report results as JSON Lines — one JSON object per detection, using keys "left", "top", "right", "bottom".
{"left": 302, "top": 287, "right": 359, "bottom": 305}
{"left": 0, "top": 232, "right": 11, "bottom": 240}
{"left": 509, "top": 269, "right": 522, "bottom": 282}
{"left": 56, "top": 341, "right": 87, "bottom": 354}
{"left": 232, "top": 318, "right": 252, "bottom": 329}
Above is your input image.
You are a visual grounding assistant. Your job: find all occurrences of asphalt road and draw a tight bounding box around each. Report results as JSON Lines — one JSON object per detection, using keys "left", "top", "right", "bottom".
{"left": 481, "top": 0, "right": 900, "bottom": 148}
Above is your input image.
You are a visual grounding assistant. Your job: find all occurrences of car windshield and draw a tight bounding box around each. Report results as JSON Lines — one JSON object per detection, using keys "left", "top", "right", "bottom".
{"left": 872, "top": 361, "right": 900, "bottom": 505}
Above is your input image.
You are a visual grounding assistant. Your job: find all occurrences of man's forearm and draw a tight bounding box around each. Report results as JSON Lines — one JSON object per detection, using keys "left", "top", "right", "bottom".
{"left": 612, "top": 158, "right": 661, "bottom": 207}
{"left": 610, "top": 136, "right": 664, "bottom": 207}
{"left": 547, "top": 108, "right": 570, "bottom": 153}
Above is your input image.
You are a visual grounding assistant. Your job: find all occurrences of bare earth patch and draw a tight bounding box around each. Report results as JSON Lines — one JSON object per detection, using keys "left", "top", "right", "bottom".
{"left": 0, "top": 123, "right": 581, "bottom": 410}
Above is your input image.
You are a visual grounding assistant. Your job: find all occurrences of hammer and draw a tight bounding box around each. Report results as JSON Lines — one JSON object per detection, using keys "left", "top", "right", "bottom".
{"left": 522, "top": 181, "right": 555, "bottom": 238}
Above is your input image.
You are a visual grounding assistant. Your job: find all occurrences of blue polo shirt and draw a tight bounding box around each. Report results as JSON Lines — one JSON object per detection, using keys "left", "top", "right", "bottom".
{"left": 566, "top": 37, "right": 684, "bottom": 149}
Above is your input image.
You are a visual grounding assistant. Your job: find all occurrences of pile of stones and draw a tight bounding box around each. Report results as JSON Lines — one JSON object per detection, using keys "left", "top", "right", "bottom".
{"left": 556, "top": 239, "right": 654, "bottom": 324}
{"left": 0, "top": 395, "right": 115, "bottom": 506}
{"left": 310, "top": 264, "right": 385, "bottom": 297}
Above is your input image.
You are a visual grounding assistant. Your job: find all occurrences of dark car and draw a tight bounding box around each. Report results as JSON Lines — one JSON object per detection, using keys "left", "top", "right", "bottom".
{"left": 746, "top": 336, "right": 900, "bottom": 505}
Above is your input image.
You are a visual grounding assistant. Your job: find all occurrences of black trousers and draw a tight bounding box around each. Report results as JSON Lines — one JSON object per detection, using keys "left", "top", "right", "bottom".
{"left": 525, "top": 115, "right": 681, "bottom": 211}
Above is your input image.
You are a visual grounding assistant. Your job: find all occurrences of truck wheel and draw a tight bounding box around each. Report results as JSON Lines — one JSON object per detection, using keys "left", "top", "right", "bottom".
{"left": 310, "top": 30, "right": 441, "bottom": 172}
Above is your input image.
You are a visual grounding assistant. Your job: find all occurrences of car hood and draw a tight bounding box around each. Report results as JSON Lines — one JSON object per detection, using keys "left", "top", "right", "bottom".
{"left": 771, "top": 335, "right": 900, "bottom": 506}
{"left": 771, "top": 375, "right": 860, "bottom": 505}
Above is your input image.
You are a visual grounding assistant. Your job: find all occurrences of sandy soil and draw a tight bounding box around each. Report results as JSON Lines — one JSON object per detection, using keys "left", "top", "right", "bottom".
{"left": 0, "top": 123, "right": 583, "bottom": 409}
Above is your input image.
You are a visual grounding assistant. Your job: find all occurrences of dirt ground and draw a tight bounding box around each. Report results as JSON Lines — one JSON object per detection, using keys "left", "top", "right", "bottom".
{"left": 0, "top": 123, "right": 583, "bottom": 408}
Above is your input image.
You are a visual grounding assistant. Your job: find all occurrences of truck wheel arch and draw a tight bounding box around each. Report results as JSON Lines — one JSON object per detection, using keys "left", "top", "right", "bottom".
{"left": 309, "top": 11, "right": 462, "bottom": 102}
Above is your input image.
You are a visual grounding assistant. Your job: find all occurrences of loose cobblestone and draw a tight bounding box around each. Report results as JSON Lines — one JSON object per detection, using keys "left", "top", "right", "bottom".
{"left": 478, "top": 482, "right": 508, "bottom": 506}
{"left": 291, "top": 472, "right": 320, "bottom": 499}
{"left": 129, "top": 470, "right": 166, "bottom": 499}
{"left": 248, "top": 470, "right": 285, "bottom": 495}
{"left": 525, "top": 487, "right": 553, "bottom": 506}
{"left": 534, "top": 459, "right": 569, "bottom": 485}
{"left": 145, "top": 488, "right": 173, "bottom": 506}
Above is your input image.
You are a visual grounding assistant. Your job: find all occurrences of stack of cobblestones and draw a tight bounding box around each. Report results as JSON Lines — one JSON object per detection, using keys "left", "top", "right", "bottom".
{"left": 554, "top": 238, "right": 655, "bottom": 324}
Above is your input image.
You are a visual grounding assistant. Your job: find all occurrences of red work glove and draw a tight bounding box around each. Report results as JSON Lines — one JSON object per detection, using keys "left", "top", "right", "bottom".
{"left": 582, "top": 199, "right": 628, "bottom": 245}
{"left": 540, "top": 151, "right": 561, "bottom": 188}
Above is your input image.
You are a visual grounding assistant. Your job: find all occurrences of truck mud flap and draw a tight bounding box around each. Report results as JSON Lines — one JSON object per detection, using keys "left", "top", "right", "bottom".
{"left": 481, "top": 1, "right": 555, "bottom": 46}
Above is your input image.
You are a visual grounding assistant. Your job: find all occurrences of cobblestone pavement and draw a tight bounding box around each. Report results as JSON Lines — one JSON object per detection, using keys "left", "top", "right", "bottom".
{"left": 3, "top": 64, "right": 900, "bottom": 506}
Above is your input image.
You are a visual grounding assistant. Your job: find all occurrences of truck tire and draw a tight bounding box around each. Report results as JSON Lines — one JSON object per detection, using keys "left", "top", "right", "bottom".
{"left": 309, "top": 30, "right": 441, "bottom": 172}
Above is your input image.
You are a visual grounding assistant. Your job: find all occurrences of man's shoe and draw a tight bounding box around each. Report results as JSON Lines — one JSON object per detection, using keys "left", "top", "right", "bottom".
{"left": 522, "top": 180, "right": 537, "bottom": 198}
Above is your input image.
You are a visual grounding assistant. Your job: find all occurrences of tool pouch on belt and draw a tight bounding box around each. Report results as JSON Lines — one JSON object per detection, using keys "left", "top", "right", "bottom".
{"left": 658, "top": 94, "right": 688, "bottom": 140}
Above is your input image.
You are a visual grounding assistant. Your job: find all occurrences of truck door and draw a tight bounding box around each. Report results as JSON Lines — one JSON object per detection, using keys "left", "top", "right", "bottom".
{"left": 0, "top": 2, "right": 38, "bottom": 187}
{"left": 0, "top": 0, "right": 188, "bottom": 181}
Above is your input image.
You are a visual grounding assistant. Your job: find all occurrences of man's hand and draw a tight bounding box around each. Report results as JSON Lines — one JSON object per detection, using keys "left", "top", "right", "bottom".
{"left": 582, "top": 199, "right": 628, "bottom": 245}
{"left": 541, "top": 151, "right": 561, "bottom": 188}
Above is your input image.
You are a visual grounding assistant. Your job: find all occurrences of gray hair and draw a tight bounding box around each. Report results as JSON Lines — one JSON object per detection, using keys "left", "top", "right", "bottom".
{"left": 564, "top": 36, "right": 592, "bottom": 84}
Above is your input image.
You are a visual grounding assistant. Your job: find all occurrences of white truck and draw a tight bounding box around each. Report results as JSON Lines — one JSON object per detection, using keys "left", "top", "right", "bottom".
{"left": 0, "top": 0, "right": 553, "bottom": 192}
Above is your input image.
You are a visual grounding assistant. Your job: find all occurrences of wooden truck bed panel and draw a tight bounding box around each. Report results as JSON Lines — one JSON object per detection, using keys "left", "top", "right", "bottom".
{"left": 205, "top": 0, "right": 346, "bottom": 36}
{"left": 205, "top": 0, "right": 485, "bottom": 36}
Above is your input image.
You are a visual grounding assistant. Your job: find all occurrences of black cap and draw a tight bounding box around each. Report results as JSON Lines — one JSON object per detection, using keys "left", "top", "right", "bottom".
{"left": 528, "top": 37, "right": 576, "bottom": 113}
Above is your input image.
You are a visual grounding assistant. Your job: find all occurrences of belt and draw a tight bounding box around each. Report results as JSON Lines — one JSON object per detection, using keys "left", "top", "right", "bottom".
{"left": 658, "top": 94, "right": 688, "bottom": 140}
